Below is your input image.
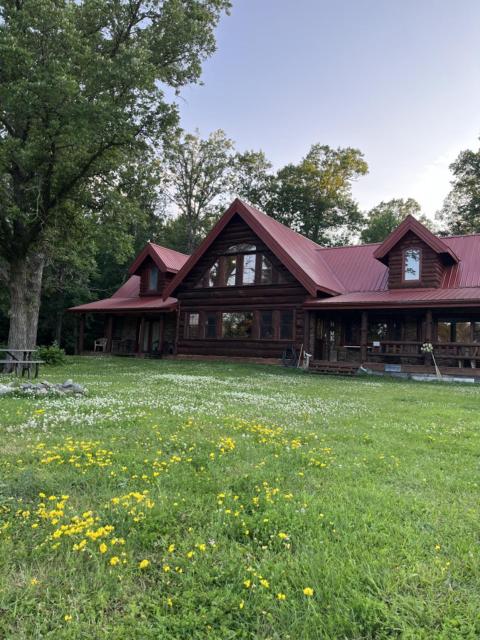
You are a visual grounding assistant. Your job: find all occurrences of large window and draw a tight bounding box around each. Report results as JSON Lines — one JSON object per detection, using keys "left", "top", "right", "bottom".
{"left": 186, "top": 313, "right": 200, "bottom": 339}
{"left": 242, "top": 254, "right": 256, "bottom": 284}
{"left": 196, "top": 243, "right": 281, "bottom": 288}
{"left": 149, "top": 266, "right": 159, "bottom": 291}
{"left": 279, "top": 310, "right": 294, "bottom": 340}
{"left": 222, "top": 312, "right": 253, "bottom": 338}
{"left": 260, "top": 311, "right": 274, "bottom": 339}
{"left": 205, "top": 313, "right": 217, "bottom": 338}
{"left": 225, "top": 256, "right": 237, "bottom": 286}
{"left": 404, "top": 248, "right": 421, "bottom": 281}
{"left": 437, "top": 320, "right": 475, "bottom": 343}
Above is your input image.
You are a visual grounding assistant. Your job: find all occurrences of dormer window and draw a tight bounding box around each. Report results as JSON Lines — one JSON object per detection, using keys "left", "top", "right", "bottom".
{"left": 403, "top": 248, "right": 421, "bottom": 281}
{"left": 149, "top": 265, "right": 159, "bottom": 291}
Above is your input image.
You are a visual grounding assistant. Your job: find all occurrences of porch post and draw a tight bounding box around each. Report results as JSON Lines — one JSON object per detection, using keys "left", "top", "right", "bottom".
{"left": 304, "top": 310, "right": 311, "bottom": 355}
{"left": 425, "top": 309, "right": 433, "bottom": 342}
{"left": 159, "top": 314, "right": 165, "bottom": 354}
{"left": 138, "top": 316, "right": 146, "bottom": 357}
{"left": 78, "top": 313, "right": 85, "bottom": 355}
{"left": 424, "top": 309, "right": 433, "bottom": 366}
{"left": 106, "top": 315, "right": 113, "bottom": 353}
{"left": 360, "top": 311, "right": 368, "bottom": 363}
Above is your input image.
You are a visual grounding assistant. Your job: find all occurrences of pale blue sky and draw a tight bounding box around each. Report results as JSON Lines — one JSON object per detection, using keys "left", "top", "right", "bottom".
{"left": 174, "top": 0, "right": 480, "bottom": 217}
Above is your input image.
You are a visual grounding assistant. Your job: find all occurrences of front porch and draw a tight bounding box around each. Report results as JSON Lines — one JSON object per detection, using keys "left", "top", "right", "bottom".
{"left": 306, "top": 308, "right": 480, "bottom": 377}
{"left": 74, "top": 312, "right": 177, "bottom": 357}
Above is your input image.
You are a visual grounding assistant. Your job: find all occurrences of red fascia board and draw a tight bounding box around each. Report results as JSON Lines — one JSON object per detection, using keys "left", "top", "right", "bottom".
{"left": 373, "top": 215, "right": 459, "bottom": 263}
{"left": 164, "top": 199, "right": 335, "bottom": 298}
{"left": 128, "top": 244, "right": 167, "bottom": 275}
{"left": 304, "top": 299, "right": 480, "bottom": 310}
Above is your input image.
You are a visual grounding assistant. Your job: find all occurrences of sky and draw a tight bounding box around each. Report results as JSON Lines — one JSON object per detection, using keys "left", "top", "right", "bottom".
{"left": 173, "top": 0, "right": 480, "bottom": 218}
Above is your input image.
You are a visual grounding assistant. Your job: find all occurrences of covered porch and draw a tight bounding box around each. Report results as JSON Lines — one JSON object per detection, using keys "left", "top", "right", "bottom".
{"left": 73, "top": 311, "right": 177, "bottom": 357}
{"left": 304, "top": 307, "right": 480, "bottom": 376}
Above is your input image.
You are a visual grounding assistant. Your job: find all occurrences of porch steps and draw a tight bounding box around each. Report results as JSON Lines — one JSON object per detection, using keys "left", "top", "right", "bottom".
{"left": 308, "top": 361, "right": 359, "bottom": 376}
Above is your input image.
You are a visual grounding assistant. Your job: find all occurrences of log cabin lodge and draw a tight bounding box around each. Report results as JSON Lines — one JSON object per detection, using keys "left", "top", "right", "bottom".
{"left": 69, "top": 198, "right": 480, "bottom": 378}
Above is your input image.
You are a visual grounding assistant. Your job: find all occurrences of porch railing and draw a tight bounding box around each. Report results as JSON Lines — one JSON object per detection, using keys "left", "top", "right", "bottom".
{"left": 338, "top": 341, "right": 480, "bottom": 363}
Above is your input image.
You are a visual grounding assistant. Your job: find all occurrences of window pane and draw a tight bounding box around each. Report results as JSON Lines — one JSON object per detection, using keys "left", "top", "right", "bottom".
{"left": 260, "top": 255, "right": 273, "bottom": 284}
{"left": 437, "top": 321, "right": 452, "bottom": 342}
{"left": 222, "top": 312, "right": 253, "bottom": 338}
{"left": 280, "top": 310, "right": 294, "bottom": 340}
{"left": 149, "top": 266, "right": 159, "bottom": 290}
{"left": 474, "top": 322, "right": 480, "bottom": 342}
{"left": 205, "top": 313, "right": 217, "bottom": 338}
{"left": 225, "top": 243, "right": 256, "bottom": 254}
{"left": 404, "top": 249, "right": 420, "bottom": 281}
{"left": 260, "top": 311, "right": 274, "bottom": 339}
{"left": 455, "top": 322, "right": 471, "bottom": 342}
{"left": 205, "top": 260, "right": 219, "bottom": 287}
{"left": 243, "top": 254, "right": 256, "bottom": 284}
{"left": 226, "top": 256, "right": 237, "bottom": 286}
{"left": 186, "top": 313, "right": 200, "bottom": 339}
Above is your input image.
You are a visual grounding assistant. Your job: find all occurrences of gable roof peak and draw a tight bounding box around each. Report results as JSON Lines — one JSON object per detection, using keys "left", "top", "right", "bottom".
{"left": 373, "top": 214, "right": 459, "bottom": 264}
{"left": 128, "top": 242, "right": 189, "bottom": 276}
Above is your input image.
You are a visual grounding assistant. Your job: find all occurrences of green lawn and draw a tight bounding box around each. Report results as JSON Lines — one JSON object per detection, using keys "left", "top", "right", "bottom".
{"left": 0, "top": 357, "right": 479, "bottom": 639}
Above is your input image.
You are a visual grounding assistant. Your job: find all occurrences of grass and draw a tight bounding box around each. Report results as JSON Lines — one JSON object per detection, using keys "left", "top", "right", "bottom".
{"left": 0, "top": 356, "right": 479, "bottom": 639}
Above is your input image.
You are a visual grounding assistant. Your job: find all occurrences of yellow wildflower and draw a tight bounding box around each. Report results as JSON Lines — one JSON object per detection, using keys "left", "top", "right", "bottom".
{"left": 239, "top": 600, "right": 245, "bottom": 609}
{"left": 64, "top": 615, "right": 72, "bottom": 622}
{"left": 99, "top": 543, "right": 108, "bottom": 554}
{"left": 30, "top": 578, "right": 39, "bottom": 586}
{"left": 243, "top": 579, "right": 251, "bottom": 589}
{"left": 139, "top": 559, "right": 150, "bottom": 569}
{"left": 278, "top": 532, "right": 288, "bottom": 540}
{"left": 110, "top": 556, "right": 120, "bottom": 566}
{"left": 162, "top": 564, "right": 170, "bottom": 572}
{"left": 168, "top": 544, "right": 175, "bottom": 553}
{"left": 260, "top": 578, "right": 270, "bottom": 589}
{"left": 276, "top": 593, "right": 286, "bottom": 600}
{"left": 303, "top": 587, "right": 314, "bottom": 597}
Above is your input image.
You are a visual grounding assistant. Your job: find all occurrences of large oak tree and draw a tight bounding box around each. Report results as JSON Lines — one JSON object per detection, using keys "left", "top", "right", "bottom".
{"left": 0, "top": 0, "right": 230, "bottom": 349}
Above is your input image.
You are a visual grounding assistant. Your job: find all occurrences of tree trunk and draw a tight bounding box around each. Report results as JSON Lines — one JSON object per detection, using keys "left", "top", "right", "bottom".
{"left": 55, "top": 308, "right": 64, "bottom": 345}
{"left": 7, "top": 251, "right": 46, "bottom": 350}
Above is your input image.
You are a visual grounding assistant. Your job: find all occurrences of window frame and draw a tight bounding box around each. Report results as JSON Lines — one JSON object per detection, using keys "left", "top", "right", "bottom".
{"left": 185, "top": 312, "right": 201, "bottom": 339}
{"left": 402, "top": 247, "right": 422, "bottom": 283}
{"left": 148, "top": 265, "right": 159, "bottom": 292}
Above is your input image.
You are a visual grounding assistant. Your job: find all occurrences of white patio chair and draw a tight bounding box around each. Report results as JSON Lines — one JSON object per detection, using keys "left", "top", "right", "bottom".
{"left": 94, "top": 337, "right": 108, "bottom": 352}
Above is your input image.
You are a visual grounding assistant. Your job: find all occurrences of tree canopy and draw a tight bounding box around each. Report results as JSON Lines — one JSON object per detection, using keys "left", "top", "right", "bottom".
{"left": 360, "top": 198, "right": 426, "bottom": 243}
{"left": 438, "top": 143, "right": 480, "bottom": 235}
{"left": 0, "top": 0, "right": 230, "bottom": 348}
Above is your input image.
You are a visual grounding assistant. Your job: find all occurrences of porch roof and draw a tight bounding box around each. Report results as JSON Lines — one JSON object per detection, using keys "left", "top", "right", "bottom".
{"left": 69, "top": 276, "right": 178, "bottom": 313}
{"left": 304, "top": 286, "right": 480, "bottom": 310}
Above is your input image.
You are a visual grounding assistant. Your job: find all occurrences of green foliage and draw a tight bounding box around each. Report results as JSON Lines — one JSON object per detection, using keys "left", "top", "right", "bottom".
{"left": 0, "top": 0, "right": 230, "bottom": 345}
{"left": 159, "top": 129, "right": 236, "bottom": 252}
{"left": 0, "top": 358, "right": 479, "bottom": 638}
{"left": 35, "top": 342, "right": 66, "bottom": 366}
{"left": 237, "top": 144, "right": 369, "bottom": 246}
{"left": 360, "top": 198, "right": 425, "bottom": 243}
{"left": 438, "top": 142, "right": 480, "bottom": 234}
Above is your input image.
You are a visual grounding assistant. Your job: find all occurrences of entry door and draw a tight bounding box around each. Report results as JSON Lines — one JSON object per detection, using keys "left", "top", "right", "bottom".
{"left": 315, "top": 318, "right": 340, "bottom": 361}
{"left": 143, "top": 320, "right": 162, "bottom": 353}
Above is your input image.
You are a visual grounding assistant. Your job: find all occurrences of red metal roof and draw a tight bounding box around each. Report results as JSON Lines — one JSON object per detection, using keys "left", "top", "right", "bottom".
{"left": 128, "top": 242, "right": 189, "bottom": 276}
{"left": 164, "top": 199, "right": 344, "bottom": 298}
{"left": 69, "top": 276, "right": 177, "bottom": 313}
{"left": 373, "top": 215, "right": 458, "bottom": 264}
{"left": 304, "top": 287, "right": 480, "bottom": 310}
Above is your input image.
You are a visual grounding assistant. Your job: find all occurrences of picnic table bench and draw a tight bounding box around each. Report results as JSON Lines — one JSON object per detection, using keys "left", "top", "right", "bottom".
{"left": 0, "top": 349, "right": 44, "bottom": 379}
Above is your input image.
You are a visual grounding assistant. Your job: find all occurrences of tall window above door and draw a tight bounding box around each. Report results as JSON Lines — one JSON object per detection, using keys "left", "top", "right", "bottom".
{"left": 403, "top": 248, "right": 421, "bottom": 281}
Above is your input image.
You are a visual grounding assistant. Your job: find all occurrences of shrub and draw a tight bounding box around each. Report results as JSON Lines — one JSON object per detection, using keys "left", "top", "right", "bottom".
{"left": 36, "top": 342, "right": 66, "bottom": 366}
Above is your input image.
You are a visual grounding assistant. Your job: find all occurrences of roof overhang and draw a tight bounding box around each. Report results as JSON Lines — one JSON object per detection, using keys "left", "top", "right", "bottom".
{"left": 373, "top": 215, "right": 459, "bottom": 265}
{"left": 128, "top": 243, "right": 176, "bottom": 276}
{"left": 163, "top": 199, "right": 338, "bottom": 299}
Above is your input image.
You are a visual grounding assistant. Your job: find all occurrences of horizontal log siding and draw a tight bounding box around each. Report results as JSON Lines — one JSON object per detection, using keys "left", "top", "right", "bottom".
{"left": 387, "top": 231, "right": 443, "bottom": 289}
{"left": 139, "top": 258, "right": 175, "bottom": 296}
{"left": 175, "top": 214, "right": 309, "bottom": 358}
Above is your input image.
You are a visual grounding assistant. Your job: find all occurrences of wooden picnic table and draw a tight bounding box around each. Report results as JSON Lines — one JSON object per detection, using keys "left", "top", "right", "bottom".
{"left": 0, "top": 348, "right": 44, "bottom": 379}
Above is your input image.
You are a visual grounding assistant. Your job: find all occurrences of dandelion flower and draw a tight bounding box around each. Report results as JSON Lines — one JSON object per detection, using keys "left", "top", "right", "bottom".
{"left": 110, "top": 556, "right": 120, "bottom": 566}
{"left": 30, "top": 578, "right": 39, "bottom": 586}
{"left": 239, "top": 600, "right": 245, "bottom": 609}
{"left": 303, "top": 587, "right": 314, "bottom": 597}
{"left": 260, "top": 579, "right": 270, "bottom": 589}
{"left": 243, "top": 579, "right": 251, "bottom": 589}
{"left": 64, "top": 615, "right": 72, "bottom": 622}
{"left": 276, "top": 593, "right": 286, "bottom": 600}
{"left": 168, "top": 544, "right": 175, "bottom": 553}
{"left": 139, "top": 559, "right": 150, "bottom": 569}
